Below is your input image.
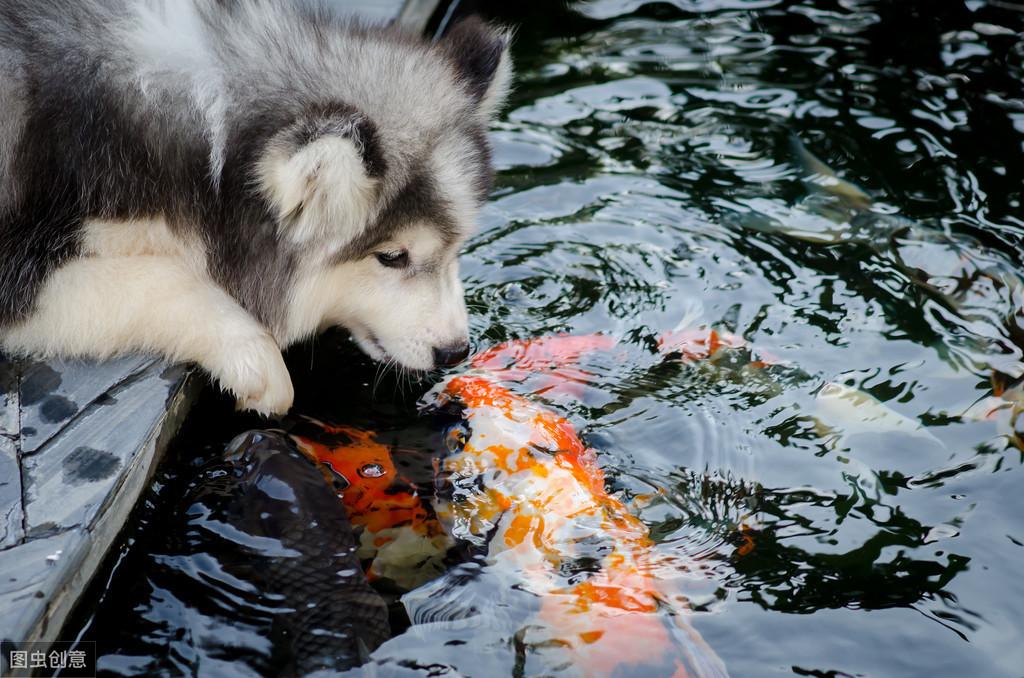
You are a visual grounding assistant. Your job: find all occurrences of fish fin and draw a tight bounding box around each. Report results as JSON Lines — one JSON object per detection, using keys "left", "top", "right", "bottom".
{"left": 670, "top": 300, "right": 706, "bottom": 333}
{"left": 790, "top": 135, "right": 873, "bottom": 210}
{"left": 990, "top": 369, "right": 1024, "bottom": 399}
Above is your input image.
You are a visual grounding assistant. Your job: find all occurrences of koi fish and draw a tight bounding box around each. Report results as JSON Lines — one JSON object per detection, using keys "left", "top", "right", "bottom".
{"left": 790, "top": 134, "right": 873, "bottom": 212}
{"left": 293, "top": 424, "right": 450, "bottom": 590}
{"left": 470, "top": 333, "right": 619, "bottom": 390}
{"left": 814, "top": 381, "right": 941, "bottom": 444}
{"left": 416, "top": 371, "right": 729, "bottom": 677}
{"left": 473, "top": 326, "right": 765, "bottom": 396}
{"left": 294, "top": 331, "right": 739, "bottom": 676}
{"left": 476, "top": 326, "right": 750, "bottom": 371}
{"left": 192, "top": 431, "right": 391, "bottom": 673}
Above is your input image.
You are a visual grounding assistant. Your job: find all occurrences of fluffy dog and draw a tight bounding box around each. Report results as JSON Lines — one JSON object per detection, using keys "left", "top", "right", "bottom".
{"left": 0, "top": 0, "right": 511, "bottom": 414}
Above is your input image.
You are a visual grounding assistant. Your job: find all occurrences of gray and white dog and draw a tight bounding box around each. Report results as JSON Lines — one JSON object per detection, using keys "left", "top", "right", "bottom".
{"left": 0, "top": 0, "right": 511, "bottom": 414}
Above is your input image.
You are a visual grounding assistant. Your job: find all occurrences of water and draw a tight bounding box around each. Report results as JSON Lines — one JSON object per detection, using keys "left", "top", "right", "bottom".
{"left": 67, "top": 1, "right": 1024, "bottom": 676}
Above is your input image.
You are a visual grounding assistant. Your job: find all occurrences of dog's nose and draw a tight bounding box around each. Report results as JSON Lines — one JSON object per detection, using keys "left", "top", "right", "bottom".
{"left": 433, "top": 342, "right": 470, "bottom": 368}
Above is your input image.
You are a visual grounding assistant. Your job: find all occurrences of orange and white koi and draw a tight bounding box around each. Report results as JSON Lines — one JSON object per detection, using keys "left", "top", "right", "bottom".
{"left": 423, "top": 371, "right": 728, "bottom": 677}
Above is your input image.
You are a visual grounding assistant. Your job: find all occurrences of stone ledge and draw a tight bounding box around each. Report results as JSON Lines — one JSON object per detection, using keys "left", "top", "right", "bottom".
{"left": 0, "top": 359, "right": 198, "bottom": 645}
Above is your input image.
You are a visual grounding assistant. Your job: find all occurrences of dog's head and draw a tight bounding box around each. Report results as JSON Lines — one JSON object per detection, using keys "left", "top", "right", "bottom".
{"left": 257, "top": 18, "right": 512, "bottom": 371}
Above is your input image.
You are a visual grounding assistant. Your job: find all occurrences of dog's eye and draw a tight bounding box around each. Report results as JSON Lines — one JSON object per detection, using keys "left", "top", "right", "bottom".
{"left": 375, "top": 250, "right": 409, "bottom": 269}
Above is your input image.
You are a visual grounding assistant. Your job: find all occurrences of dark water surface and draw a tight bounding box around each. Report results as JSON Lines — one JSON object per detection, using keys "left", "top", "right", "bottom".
{"left": 68, "top": 1, "right": 1024, "bottom": 676}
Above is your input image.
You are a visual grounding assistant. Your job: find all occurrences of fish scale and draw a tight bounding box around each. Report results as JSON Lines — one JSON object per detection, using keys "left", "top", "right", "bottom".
{"left": 190, "top": 430, "right": 390, "bottom": 675}
{"left": 413, "top": 371, "right": 729, "bottom": 677}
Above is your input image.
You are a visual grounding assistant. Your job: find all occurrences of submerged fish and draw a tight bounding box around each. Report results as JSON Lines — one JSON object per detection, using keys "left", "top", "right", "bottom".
{"left": 293, "top": 423, "right": 451, "bottom": 590}
{"left": 187, "top": 430, "right": 390, "bottom": 675}
{"left": 790, "top": 134, "right": 873, "bottom": 212}
{"left": 296, "top": 400, "right": 727, "bottom": 675}
{"left": 417, "top": 372, "right": 730, "bottom": 677}
{"left": 296, "top": 329, "right": 960, "bottom": 675}
{"left": 296, "top": 332, "right": 737, "bottom": 676}
{"left": 958, "top": 371, "right": 1024, "bottom": 450}
{"left": 728, "top": 137, "right": 955, "bottom": 292}
{"left": 725, "top": 135, "right": 929, "bottom": 250}
{"left": 813, "top": 381, "right": 941, "bottom": 444}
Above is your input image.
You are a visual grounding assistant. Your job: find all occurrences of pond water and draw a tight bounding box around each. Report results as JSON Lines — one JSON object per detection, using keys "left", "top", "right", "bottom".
{"left": 67, "top": 1, "right": 1024, "bottom": 676}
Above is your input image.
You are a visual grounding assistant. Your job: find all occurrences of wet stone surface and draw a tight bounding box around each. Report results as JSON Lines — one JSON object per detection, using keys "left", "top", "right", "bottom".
{"left": 0, "top": 438, "right": 20, "bottom": 549}
{"left": 0, "top": 355, "right": 195, "bottom": 644}
{"left": 21, "top": 360, "right": 185, "bottom": 533}
{"left": 0, "top": 359, "right": 22, "bottom": 549}
{"left": 19, "top": 355, "right": 154, "bottom": 455}
{"left": 0, "top": 530, "right": 81, "bottom": 640}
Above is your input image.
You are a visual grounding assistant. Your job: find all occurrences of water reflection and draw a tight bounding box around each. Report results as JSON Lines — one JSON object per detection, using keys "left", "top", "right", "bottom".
{"left": 466, "top": 1, "right": 1024, "bottom": 673}
{"left": 69, "top": 1, "right": 1024, "bottom": 676}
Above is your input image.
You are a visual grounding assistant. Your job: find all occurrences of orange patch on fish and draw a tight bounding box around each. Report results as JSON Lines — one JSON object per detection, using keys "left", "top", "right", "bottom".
{"left": 472, "top": 334, "right": 618, "bottom": 375}
{"left": 293, "top": 425, "right": 447, "bottom": 582}
{"left": 736, "top": 525, "right": 756, "bottom": 557}
{"left": 470, "top": 333, "right": 620, "bottom": 401}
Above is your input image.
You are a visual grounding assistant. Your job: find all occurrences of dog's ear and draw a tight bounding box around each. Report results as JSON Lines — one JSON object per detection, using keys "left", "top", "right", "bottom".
{"left": 258, "top": 103, "right": 386, "bottom": 245}
{"left": 441, "top": 17, "right": 513, "bottom": 120}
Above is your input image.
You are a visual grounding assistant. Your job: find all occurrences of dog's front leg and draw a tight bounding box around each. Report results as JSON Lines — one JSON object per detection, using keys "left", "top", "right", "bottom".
{"left": 1, "top": 256, "right": 294, "bottom": 415}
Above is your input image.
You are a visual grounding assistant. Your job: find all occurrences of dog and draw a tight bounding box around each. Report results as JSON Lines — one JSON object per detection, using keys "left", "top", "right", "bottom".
{"left": 0, "top": 0, "right": 511, "bottom": 415}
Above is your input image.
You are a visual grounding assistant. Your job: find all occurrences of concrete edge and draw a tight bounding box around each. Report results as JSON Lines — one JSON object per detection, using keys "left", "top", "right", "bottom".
{"left": 28, "top": 371, "right": 200, "bottom": 645}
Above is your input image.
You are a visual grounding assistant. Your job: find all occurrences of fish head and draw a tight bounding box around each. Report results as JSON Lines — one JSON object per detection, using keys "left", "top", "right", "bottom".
{"left": 292, "top": 426, "right": 397, "bottom": 513}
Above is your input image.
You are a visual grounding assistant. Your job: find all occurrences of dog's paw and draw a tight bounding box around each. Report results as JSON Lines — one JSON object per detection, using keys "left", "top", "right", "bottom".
{"left": 206, "top": 332, "right": 294, "bottom": 416}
